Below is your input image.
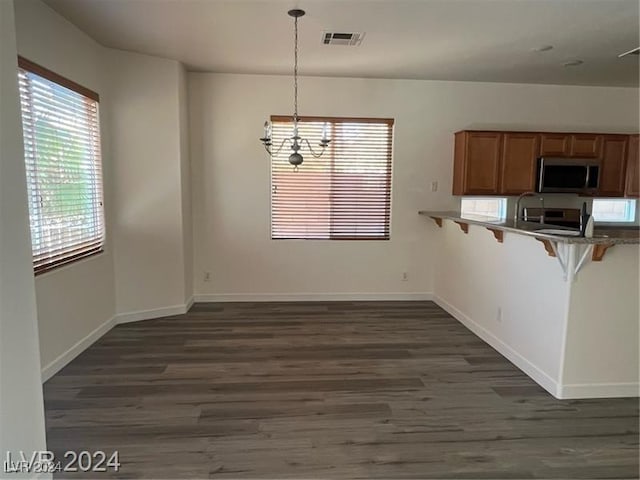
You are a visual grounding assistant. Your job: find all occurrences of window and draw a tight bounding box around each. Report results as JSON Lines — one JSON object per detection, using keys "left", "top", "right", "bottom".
{"left": 591, "top": 199, "right": 636, "bottom": 223}
{"left": 270, "top": 116, "right": 393, "bottom": 240}
{"left": 460, "top": 197, "right": 507, "bottom": 220}
{"left": 17, "top": 57, "right": 105, "bottom": 274}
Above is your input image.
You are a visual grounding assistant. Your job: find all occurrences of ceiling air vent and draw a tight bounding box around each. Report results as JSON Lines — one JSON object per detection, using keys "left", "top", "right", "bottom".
{"left": 618, "top": 47, "right": 640, "bottom": 58}
{"left": 322, "top": 31, "right": 364, "bottom": 46}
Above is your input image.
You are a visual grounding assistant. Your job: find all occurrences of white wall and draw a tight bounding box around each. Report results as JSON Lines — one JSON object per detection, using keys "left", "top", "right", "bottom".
{"left": 189, "top": 73, "right": 638, "bottom": 299}
{"left": 106, "top": 49, "right": 192, "bottom": 315}
{"left": 433, "top": 221, "right": 570, "bottom": 392}
{"left": 0, "top": 0, "right": 47, "bottom": 465}
{"left": 432, "top": 219, "right": 639, "bottom": 398}
{"left": 179, "top": 65, "right": 193, "bottom": 304}
{"left": 562, "top": 244, "right": 639, "bottom": 396}
{"left": 5, "top": 0, "right": 638, "bottom": 404}
{"left": 12, "top": 0, "right": 194, "bottom": 380}
{"left": 13, "top": 0, "right": 116, "bottom": 374}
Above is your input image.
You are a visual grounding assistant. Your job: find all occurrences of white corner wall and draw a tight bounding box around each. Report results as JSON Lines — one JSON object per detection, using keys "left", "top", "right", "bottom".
{"left": 11, "top": 0, "right": 194, "bottom": 381}
{"left": 4, "top": 0, "right": 638, "bottom": 403}
{"left": 189, "top": 73, "right": 638, "bottom": 301}
{"left": 432, "top": 219, "right": 640, "bottom": 398}
{"left": 179, "top": 65, "right": 194, "bottom": 304}
{"left": 13, "top": 0, "right": 116, "bottom": 376}
{"left": 561, "top": 244, "right": 639, "bottom": 398}
{"left": 106, "top": 49, "right": 192, "bottom": 317}
{"left": 0, "top": 0, "right": 47, "bottom": 463}
{"left": 433, "top": 222, "right": 570, "bottom": 393}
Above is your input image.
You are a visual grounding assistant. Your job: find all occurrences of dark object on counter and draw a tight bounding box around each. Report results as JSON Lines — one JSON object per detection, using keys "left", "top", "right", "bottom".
{"left": 523, "top": 207, "right": 580, "bottom": 228}
{"left": 579, "top": 202, "right": 591, "bottom": 237}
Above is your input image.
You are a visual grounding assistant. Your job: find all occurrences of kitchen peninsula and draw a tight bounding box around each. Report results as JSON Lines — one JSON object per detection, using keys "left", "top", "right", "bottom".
{"left": 420, "top": 210, "right": 640, "bottom": 244}
{"left": 420, "top": 210, "right": 639, "bottom": 400}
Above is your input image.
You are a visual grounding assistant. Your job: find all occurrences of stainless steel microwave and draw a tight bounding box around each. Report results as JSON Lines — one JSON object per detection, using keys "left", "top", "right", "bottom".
{"left": 536, "top": 157, "right": 600, "bottom": 194}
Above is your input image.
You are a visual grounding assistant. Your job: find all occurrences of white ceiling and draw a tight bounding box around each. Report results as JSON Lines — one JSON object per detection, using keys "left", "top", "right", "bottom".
{"left": 43, "top": 0, "right": 640, "bottom": 87}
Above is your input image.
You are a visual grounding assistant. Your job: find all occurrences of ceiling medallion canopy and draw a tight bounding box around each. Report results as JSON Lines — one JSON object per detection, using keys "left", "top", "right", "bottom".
{"left": 259, "top": 9, "right": 331, "bottom": 170}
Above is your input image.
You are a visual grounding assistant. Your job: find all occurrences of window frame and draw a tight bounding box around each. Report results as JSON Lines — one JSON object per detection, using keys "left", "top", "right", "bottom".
{"left": 269, "top": 115, "right": 394, "bottom": 241}
{"left": 17, "top": 56, "right": 105, "bottom": 275}
{"left": 591, "top": 198, "right": 637, "bottom": 223}
{"left": 460, "top": 197, "right": 508, "bottom": 220}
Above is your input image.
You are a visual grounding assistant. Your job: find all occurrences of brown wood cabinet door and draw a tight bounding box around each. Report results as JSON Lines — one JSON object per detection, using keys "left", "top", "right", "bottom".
{"left": 570, "top": 134, "right": 602, "bottom": 158}
{"left": 598, "top": 136, "right": 628, "bottom": 197}
{"left": 500, "top": 133, "right": 540, "bottom": 194}
{"left": 463, "top": 132, "right": 502, "bottom": 194}
{"left": 540, "top": 133, "right": 570, "bottom": 156}
{"left": 625, "top": 134, "right": 639, "bottom": 197}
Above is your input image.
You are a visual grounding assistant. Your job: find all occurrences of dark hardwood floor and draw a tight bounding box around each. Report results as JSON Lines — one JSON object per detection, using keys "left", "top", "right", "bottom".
{"left": 44, "top": 301, "right": 639, "bottom": 479}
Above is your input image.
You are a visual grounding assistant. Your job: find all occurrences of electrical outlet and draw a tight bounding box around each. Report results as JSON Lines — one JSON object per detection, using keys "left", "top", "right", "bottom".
{"left": 204, "top": 272, "right": 211, "bottom": 282}
{"left": 401, "top": 272, "right": 408, "bottom": 281}
{"left": 431, "top": 181, "right": 438, "bottom": 192}
{"left": 496, "top": 307, "right": 502, "bottom": 322}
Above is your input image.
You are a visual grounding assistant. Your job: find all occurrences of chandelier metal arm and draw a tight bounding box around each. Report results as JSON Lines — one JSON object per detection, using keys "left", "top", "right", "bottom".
{"left": 301, "top": 138, "right": 328, "bottom": 158}
{"left": 263, "top": 138, "right": 291, "bottom": 156}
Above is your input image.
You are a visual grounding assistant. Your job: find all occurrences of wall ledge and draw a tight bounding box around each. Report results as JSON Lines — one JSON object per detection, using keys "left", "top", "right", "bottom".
{"left": 193, "top": 292, "right": 434, "bottom": 302}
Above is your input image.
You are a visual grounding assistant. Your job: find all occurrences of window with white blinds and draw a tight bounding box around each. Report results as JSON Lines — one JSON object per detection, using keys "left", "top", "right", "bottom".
{"left": 271, "top": 116, "right": 393, "bottom": 240}
{"left": 17, "top": 57, "right": 105, "bottom": 274}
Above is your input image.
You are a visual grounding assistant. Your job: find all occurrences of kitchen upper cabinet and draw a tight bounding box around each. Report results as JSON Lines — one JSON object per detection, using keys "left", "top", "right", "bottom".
{"left": 570, "top": 134, "right": 602, "bottom": 158}
{"left": 625, "top": 134, "right": 639, "bottom": 197}
{"left": 539, "top": 133, "right": 602, "bottom": 158}
{"left": 598, "top": 135, "right": 628, "bottom": 197}
{"left": 540, "top": 134, "right": 570, "bottom": 156}
{"left": 453, "top": 131, "right": 502, "bottom": 195}
{"left": 452, "top": 130, "right": 637, "bottom": 197}
{"left": 500, "top": 133, "right": 539, "bottom": 194}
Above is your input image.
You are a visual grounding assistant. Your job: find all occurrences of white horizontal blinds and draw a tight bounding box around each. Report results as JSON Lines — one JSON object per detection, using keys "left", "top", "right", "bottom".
{"left": 271, "top": 116, "right": 393, "bottom": 240}
{"left": 18, "top": 59, "right": 105, "bottom": 274}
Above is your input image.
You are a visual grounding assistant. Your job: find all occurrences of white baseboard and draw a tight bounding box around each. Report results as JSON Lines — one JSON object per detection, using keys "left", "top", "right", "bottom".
{"left": 41, "top": 314, "right": 117, "bottom": 382}
{"left": 114, "top": 302, "right": 192, "bottom": 324}
{"left": 41, "top": 297, "right": 196, "bottom": 382}
{"left": 40, "top": 293, "right": 430, "bottom": 382}
{"left": 557, "top": 382, "right": 640, "bottom": 399}
{"left": 185, "top": 295, "right": 195, "bottom": 312}
{"left": 433, "top": 294, "right": 561, "bottom": 398}
{"left": 193, "top": 292, "right": 434, "bottom": 302}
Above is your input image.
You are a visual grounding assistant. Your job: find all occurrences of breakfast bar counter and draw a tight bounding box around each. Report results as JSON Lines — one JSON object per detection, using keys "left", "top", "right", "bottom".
{"left": 419, "top": 209, "right": 639, "bottom": 400}
{"left": 418, "top": 210, "right": 640, "bottom": 245}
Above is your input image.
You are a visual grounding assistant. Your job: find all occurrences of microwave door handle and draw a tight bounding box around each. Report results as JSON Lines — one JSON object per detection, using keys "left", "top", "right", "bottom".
{"left": 538, "top": 159, "right": 545, "bottom": 192}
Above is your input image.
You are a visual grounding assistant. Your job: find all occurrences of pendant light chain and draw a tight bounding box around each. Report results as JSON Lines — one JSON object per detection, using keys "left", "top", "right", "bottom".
{"left": 259, "top": 9, "right": 331, "bottom": 167}
{"left": 293, "top": 14, "right": 299, "bottom": 123}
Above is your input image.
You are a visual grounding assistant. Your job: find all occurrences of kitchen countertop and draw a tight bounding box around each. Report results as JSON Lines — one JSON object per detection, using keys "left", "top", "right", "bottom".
{"left": 418, "top": 210, "right": 640, "bottom": 245}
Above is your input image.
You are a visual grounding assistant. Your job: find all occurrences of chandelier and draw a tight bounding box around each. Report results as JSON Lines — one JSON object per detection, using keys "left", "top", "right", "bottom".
{"left": 259, "top": 9, "right": 331, "bottom": 170}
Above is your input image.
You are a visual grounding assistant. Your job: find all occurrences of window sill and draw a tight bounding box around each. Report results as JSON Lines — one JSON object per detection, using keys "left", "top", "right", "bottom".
{"left": 34, "top": 248, "right": 105, "bottom": 278}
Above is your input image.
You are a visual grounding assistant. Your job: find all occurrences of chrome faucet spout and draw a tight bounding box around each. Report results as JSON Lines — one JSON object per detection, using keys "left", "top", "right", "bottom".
{"left": 514, "top": 191, "right": 537, "bottom": 227}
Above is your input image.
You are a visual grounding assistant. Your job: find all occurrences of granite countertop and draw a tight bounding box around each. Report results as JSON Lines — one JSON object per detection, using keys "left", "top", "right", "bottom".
{"left": 418, "top": 210, "right": 640, "bottom": 245}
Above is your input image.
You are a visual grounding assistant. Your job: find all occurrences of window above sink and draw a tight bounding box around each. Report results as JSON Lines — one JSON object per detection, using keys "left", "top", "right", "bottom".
{"left": 460, "top": 197, "right": 507, "bottom": 220}
{"left": 592, "top": 199, "right": 636, "bottom": 223}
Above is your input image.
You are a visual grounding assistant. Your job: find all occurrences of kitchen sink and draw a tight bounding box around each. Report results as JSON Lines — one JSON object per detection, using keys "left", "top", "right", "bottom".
{"left": 534, "top": 228, "right": 582, "bottom": 237}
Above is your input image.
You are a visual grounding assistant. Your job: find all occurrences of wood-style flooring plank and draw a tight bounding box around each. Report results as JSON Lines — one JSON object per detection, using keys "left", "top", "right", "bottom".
{"left": 43, "top": 301, "right": 639, "bottom": 479}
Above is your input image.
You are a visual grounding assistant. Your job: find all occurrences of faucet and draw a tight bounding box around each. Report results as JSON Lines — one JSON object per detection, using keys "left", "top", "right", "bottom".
{"left": 514, "top": 192, "right": 545, "bottom": 227}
